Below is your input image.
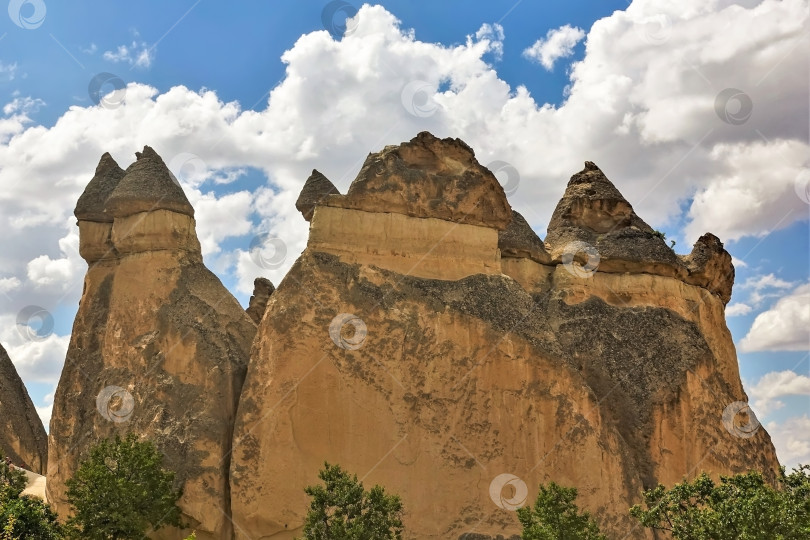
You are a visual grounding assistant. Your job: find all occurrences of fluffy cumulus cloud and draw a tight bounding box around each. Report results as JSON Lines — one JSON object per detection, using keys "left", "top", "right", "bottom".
{"left": 749, "top": 370, "right": 810, "bottom": 417}
{"left": 0, "top": 0, "right": 808, "bottom": 423}
{"left": 766, "top": 415, "right": 810, "bottom": 469}
{"left": 523, "top": 24, "right": 585, "bottom": 70}
{"left": 741, "top": 283, "right": 810, "bottom": 352}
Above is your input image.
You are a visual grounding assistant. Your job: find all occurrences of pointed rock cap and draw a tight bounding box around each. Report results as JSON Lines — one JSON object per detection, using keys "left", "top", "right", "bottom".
{"left": 545, "top": 162, "right": 682, "bottom": 273}
{"left": 105, "top": 146, "right": 195, "bottom": 218}
{"left": 74, "top": 153, "right": 126, "bottom": 223}
{"left": 680, "top": 233, "right": 734, "bottom": 304}
{"left": 498, "top": 211, "right": 551, "bottom": 264}
{"left": 296, "top": 170, "right": 340, "bottom": 222}
{"left": 324, "top": 132, "right": 512, "bottom": 229}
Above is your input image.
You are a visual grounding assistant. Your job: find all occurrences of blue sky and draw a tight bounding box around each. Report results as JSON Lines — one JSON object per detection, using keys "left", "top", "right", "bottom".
{"left": 0, "top": 0, "right": 808, "bottom": 468}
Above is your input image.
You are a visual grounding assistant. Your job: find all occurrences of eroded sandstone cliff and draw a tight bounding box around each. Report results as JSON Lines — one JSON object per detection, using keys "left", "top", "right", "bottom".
{"left": 228, "top": 132, "right": 780, "bottom": 539}
{"left": 48, "top": 148, "right": 257, "bottom": 540}
{"left": 0, "top": 344, "right": 48, "bottom": 474}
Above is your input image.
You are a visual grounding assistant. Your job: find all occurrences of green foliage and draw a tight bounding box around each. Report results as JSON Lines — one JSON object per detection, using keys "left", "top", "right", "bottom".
{"left": 0, "top": 495, "right": 65, "bottom": 540}
{"left": 516, "top": 481, "right": 607, "bottom": 540}
{"left": 298, "top": 462, "right": 404, "bottom": 540}
{"left": 630, "top": 466, "right": 810, "bottom": 539}
{"left": 65, "top": 433, "right": 184, "bottom": 540}
{"left": 0, "top": 455, "right": 26, "bottom": 501}
{"left": 1, "top": 450, "right": 65, "bottom": 539}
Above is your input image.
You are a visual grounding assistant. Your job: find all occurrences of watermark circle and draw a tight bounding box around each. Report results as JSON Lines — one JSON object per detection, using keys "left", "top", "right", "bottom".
{"left": 722, "top": 401, "right": 760, "bottom": 439}
{"left": 714, "top": 88, "right": 753, "bottom": 125}
{"left": 96, "top": 386, "right": 135, "bottom": 423}
{"left": 634, "top": 13, "right": 671, "bottom": 45}
{"left": 168, "top": 152, "right": 207, "bottom": 185}
{"left": 487, "top": 160, "right": 520, "bottom": 196}
{"left": 321, "top": 1, "right": 358, "bottom": 40}
{"left": 329, "top": 313, "right": 367, "bottom": 350}
{"left": 794, "top": 169, "right": 810, "bottom": 204}
{"left": 249, "top": 234, "right": 287, "bottom": 270}
{"left": 88, "top": 73, "right": 126, "bottom": 109}
{"left": 489, "top": 473, "right": 528, "bottom": 511}
{"left": 8, "top": 0, "right": 46, "bottom": 29}
{"left": 15, "top": 305, "right": 53, "bottom": 342}
{"left": 401, "top": 80, "right": 438, "bottom": 118}
{"left": 561, "top": 241, "right": 600, "bottom": 278}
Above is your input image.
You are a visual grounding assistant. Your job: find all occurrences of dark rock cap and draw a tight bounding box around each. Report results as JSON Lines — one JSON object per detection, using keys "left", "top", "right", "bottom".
{"left": 324, "top": 131, "right": 512, "bottom": 229}
{"left": 295, "top": 170, "right": 340, "bottom": 222}
{"left": 680, "top": 233, "right": 734, "bottom": 304}
{"left": 498, "top": 210, "right": 551, "bottom": 264}
{"left": 246, "top": 277, "right": 275, "bottom": 325}
{"left": 545, "top": 162, "right": 681, "bottom": 272}
{"left": 74, "top": 153, "right": 126, "bottom": 223}
{"left": 105, "top": 146, "right": 195, "bottom": 218}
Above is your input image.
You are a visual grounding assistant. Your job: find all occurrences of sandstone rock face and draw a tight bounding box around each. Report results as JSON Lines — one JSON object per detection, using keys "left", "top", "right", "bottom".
{"left": 230, "top": 135, "right": 779, "bottom": 539}
{"left": 0, "top": 344, "right": 48, "bottom": 474}
{"left": 48, "top": 148, "right": 256, "bottom": 540}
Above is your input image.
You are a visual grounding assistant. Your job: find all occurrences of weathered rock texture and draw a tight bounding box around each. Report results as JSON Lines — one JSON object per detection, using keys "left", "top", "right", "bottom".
{"left": 48, "top": 148, "right": 257, "bottom": 540}
{"left": 229, "top": 134, "right": 780, "bottom": 539}
{"left": 246, "top": 277, "right": 275, "bottom": 325}
{"left": 0, "top": 344, "right": 48, "bottom": 474}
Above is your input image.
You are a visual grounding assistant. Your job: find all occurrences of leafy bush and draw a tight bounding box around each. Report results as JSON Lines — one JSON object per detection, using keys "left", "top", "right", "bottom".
{"left": 517, "top": 481, "right": 607, "bottom": 540}
{"left": 298, "top": 462, "right": 403, "bottom": 540}
{"left": 65, "top": 433, "right": 184, "bottom": 540}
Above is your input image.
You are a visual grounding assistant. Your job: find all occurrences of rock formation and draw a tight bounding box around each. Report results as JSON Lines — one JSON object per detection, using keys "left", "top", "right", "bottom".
{"left": 48, "top": 147, "right": 257, "bottom": 540}
{"left": 48, "top": 133, "right": 779, "bottom": 540}
{"left": 0, "top": 344, "right": 48, "bottom": 474}
{"left": 246, "top": 277, "right": 275, "bottom": 325}
{"left": 229, "top": 132, "right": 780, "bottom": 539}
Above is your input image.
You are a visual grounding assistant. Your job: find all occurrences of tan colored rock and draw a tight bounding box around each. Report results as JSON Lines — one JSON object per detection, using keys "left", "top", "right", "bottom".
{"left": 246, "top": 277, "right": 275, "bottom": 325}
{"left": 307, "top": 205, "right": 501, "bottom": 280}
{"left": 48, "top": 147, "right": 256, "bottom": 540}
{"left": 0, "top": 344, "right": 48, "bottom": 474}
{"left": 324, "top": 131, "right": 512, "bottom": 229}
{"left": 231, "top": 134, "right": 780, "bottom": 539}
{"left": 680, "top": 233, "right": 734, "bottom": 305}
{"left": 74, "top": 153, "right": 126, "bottom": 262}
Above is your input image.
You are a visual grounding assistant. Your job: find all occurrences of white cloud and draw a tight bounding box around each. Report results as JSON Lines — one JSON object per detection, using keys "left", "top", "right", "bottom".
{"left": 742, "top": 273, "right": 796, "bottom": 306}
{"left": 0, "top": 61, "right": 18, "bottom": 82}
{"left": 741, "top": 283, "right": 810, "bottom": 352}
{"left": 748, "top": 370, "right": 810, "bottom": 418}
{"left": 0, "top": 276, "right": 21, "bottom": 294}
{"left": 765, "top": 415, "right": 810, "bottom": 469}
{"left": 0, "top": 1, "right": 807, "bottom": 399}
{"left": 523, "top": 24, "right": 585, "bottom": 70}
{"left": 725, "top": 302, "right": 752, "bottom": 316}
{"left": 103, "top": 41, "right": 154, "bottom": 69}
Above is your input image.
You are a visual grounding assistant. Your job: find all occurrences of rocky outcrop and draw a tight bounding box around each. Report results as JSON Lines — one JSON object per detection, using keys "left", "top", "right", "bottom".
{"left": 48, "top": 148, "right": 256, "bottom": 540}
{"left": 295, "top": 170, "right": 339, "bottom": 222}
{"left": 323, "top": 131, "right": 512, "bottom": 229}
{"left": 229, "top": 134, "right": 779, "bottom": 539}
{"left": 545, "top": 161, "right": 734, "bottom": 305}
{"left": 0, "top": 344, "right": 48, "bottom": 474}
{"left": 246, "top": 277, "right": 275, "bottom": 325}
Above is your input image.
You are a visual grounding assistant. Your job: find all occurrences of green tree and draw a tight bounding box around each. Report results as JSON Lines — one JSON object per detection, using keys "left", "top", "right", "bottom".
{"left": 0, "top": 455, "right": 26, "bottom": 501}
{"left": 298, "top": 462, "right": 403, "bottom": 540}
{"left": 516, "top": 481, "right": 607, "bottom": 540}
{"left": 0, "top": 450, "right": 65, "bottom": 539}
{"left": 65, "top": 433, "right": 184, "bottom": 540}
{"left": 630, "top": 466, "right": 810, "bottom": 539}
